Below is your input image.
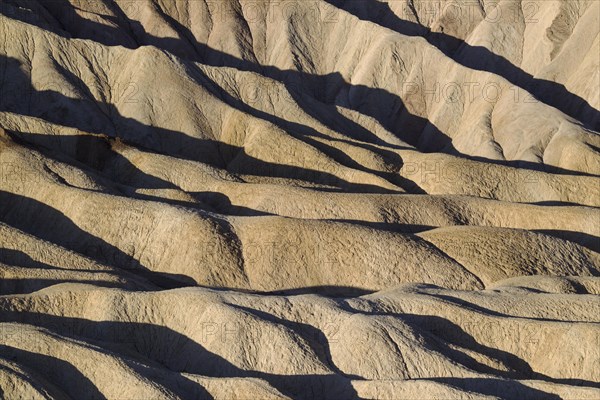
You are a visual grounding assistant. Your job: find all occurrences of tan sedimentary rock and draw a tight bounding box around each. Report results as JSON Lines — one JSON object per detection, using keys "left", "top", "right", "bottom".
{"left": 0, "top": 1, "right": 598, "bottom": 398}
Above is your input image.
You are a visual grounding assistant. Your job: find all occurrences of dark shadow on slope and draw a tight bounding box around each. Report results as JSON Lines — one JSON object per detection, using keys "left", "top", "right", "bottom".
{"left": 0, "top": 338, "right": 211, "bottom": 399}
{"left": 116, "top": 188, "right": 275, "bottom": 217}
{"left": 0, "top": 312, "right": 359, "bottom": 399}
{"left": 0, "top": 53, "right": 406, "bottom": 193}
{"left": 534, "top": 229, "right": 600, "bottom": 253}
{"left": 344, "top": 308, "right": 600, "bottom": 390}
{"left": 464, "top": 154, "right": 600, "bottom": 177}
{"left": 0, "top": 278, "right": 149, "bottom": 296}
{"left": 0, "top": 2, "right": 442, "bottom": 187}
{"left": 403, "top": 314, "right": 536, "bottom": 378}
{"left": 554, "top": 278, "right": 594, "bottom": 295}
{"left": 0, "top": 53, "right": 225, "bottom": 167}
{"left": 0, "top": 248, "right": 158, "bottom": 294}
{"left": 330, "top": 220, "right": 436, "bottom": 235}
{"left": 0, "top": 346, "right": 106, "bottom": 400}
{"left": 332, "top": 220, "right": 599, "bottom": 253}
{"left": 3, "top": 3, "right": 596, "bottom": 178}
{"left": 0, "top": 354, "right": 72, "bottom": 399}
{"left": 192, "top": 284, "right": 375, "bottom": 298}
{"left": 193, "top": 192, "right": 273, "bottom": 217}
{"left": 530, "top": 200, "right": 597, "bottom": 207}
{"left": 5, "top": 130, "right": 176, "bottom": 190}
{"left": 6, "top": 126, "right": 397, "bottom": 194}
{"left": 243, "top": 298, "right": 530, "bottom": 381}
{"left": 0, "top": 248, "right": 159, "bottom": 292}
{"left": 0, "top": 249, "right": 57, "bottom": 270}
{"left": 228, "top": 304, "right": 362, "bottom": 380}
{"left": 3, "top": 129, "right": 279, "bottom": 214}
{"left": 0, "top": 191, "right": 196, "bottom": 289}
{"left": 323, "top": 0, "right": 600, "bottom": 132}
{"left": 178, "top": 65, "right": 422, "bottom": 191}
{"left": 441, "top": 376, "right": 600, "bottom": 398}
{"left": 266, "top": 285, "right": 375, "bottom": 298}
{"left": 425, "top": 292, "right": 585, "bottom": 323}
{"left": 434, "top": 377, "right": 561, "bottom": 400}
{"left": 2, "top": 305, "right": 596, "bottom": 398}
{"left": 5, "top": 0, "right": 414, "bottom": 148}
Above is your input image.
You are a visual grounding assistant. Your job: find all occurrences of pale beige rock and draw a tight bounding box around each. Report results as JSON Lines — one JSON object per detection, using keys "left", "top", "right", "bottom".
{"left": 0, "top": 0, "right": 598, "bottom": 398}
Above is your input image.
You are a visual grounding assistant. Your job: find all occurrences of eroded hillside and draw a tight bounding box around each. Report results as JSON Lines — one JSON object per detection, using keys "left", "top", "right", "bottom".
{"left": 0, "top": 1, "right": 599, "bottom": 398}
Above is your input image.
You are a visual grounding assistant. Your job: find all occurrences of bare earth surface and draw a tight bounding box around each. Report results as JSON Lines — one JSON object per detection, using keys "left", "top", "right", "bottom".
{"left": 0, "top": 0, "right": 599, "bottom": 398}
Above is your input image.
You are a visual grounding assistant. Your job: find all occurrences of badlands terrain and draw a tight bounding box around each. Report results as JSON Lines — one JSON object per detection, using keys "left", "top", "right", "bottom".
{"left": 0, "top": 0, "right": 599, "bottom": 398}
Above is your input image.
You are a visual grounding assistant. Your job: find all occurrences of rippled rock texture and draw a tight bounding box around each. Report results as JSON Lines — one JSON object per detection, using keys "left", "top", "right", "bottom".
{"left": 0, "top": 1, "right": 599, "bottom": 398}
